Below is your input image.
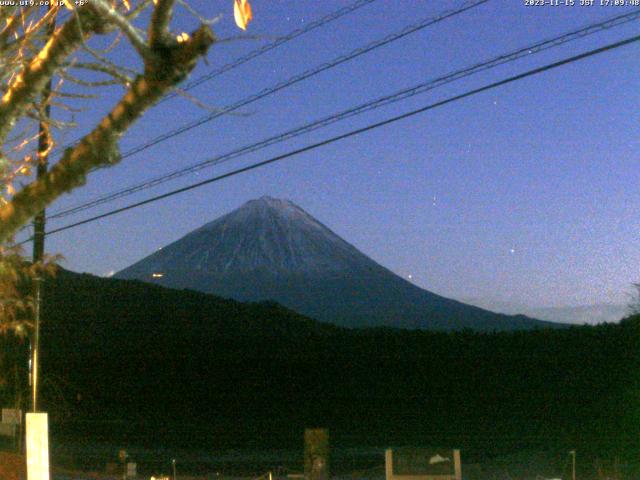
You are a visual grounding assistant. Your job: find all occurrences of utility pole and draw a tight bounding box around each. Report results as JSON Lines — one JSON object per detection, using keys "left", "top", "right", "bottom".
{"left": 31, "top": 6, "right": 56, "bottom": 413}
{"left": 31, "top": 98, "right": 50, "bottom": 412}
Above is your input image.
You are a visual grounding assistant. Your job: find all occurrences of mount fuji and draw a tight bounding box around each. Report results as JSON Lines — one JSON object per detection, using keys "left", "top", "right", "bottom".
{"left": 115, "top": 196, "right": 559, "bottom": 331}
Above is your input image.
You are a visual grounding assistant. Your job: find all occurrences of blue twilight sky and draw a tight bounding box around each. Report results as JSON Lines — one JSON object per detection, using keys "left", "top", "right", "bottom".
{"left": 22, "top": 0, "right": 640, "bottom": 309}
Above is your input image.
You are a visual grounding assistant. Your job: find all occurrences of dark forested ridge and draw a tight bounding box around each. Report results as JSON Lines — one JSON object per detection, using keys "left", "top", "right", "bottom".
{"left": 12, "top": 269, "right": 637, "bottom": 462}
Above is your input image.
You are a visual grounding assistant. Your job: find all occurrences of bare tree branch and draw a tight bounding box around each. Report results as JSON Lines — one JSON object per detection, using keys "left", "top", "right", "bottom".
{"left": 149, "top": 0, "right": 176, "bottom": 46}
{"left": 0, "top": 24, "right": 215, "bottom": 242}
{"left": 69, "top": 61, "right": 136, "bottom": 84}
{"left": 0, "top": 8, "right": 95, "bottom": 144}
{"left": 89, "top": 0, "right": 152, "bottom": 60}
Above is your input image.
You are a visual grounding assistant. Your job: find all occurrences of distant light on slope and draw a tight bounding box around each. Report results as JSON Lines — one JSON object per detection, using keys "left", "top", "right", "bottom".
{"left": 152, "top": 273, "right": 164, "bottom": 278}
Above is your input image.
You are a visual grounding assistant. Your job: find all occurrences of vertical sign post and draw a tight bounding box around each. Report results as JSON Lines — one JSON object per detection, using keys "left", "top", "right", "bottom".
{"left": 26, "top": 413, "right": 50, "bottom": 480}
{"left": 570, "top": 450, "right": 576, "bottom": 480}
{"left": 304, "top": 428, "right": 329, "bottom": 480}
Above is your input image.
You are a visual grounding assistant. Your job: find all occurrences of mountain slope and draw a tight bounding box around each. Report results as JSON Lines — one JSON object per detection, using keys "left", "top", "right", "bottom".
{"left": 116, "top": 196, "right": 559, "bottom": 331}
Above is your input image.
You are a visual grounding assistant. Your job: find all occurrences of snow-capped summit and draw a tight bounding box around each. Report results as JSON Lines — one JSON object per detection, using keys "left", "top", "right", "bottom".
{"left": 121, "top": 195, "right": 371, "bottom": 277}
{"left": 115, "top": 197, "right": 560, "bottom": 331}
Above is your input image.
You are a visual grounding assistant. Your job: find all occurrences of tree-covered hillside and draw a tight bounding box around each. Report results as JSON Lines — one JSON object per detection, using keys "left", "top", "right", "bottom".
{"left": 2, "top": 270, "right": 636, "bottom": 465}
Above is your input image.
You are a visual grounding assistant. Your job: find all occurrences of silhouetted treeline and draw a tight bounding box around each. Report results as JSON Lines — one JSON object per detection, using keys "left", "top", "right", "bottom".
{"left": 2, "top": 269, "right": 636, "bottom": 462}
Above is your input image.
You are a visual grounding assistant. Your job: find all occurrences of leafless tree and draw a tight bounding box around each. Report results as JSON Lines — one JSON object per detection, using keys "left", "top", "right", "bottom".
{"left": 0, "top": 0, "right": 223, "bottom": 243}
{"left": 0, "top": 0, "right": 254, "bottom": 337}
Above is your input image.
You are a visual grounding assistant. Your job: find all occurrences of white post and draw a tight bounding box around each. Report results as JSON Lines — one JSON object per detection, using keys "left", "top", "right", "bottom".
{"left": 26, "top": 413, "right": 50, "bottom": 480}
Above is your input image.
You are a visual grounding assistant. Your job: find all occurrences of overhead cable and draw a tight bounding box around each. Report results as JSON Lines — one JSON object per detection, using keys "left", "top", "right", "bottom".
{"left": 27, "top": 32, "right": 640, "bottom": 242}
{"left": 48, "top": 8, "right": 640, "bottom": 221}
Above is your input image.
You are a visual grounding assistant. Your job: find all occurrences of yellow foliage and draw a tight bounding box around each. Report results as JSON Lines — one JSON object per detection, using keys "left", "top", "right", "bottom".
{"left": 0, "top": 245, "right": 61, "bottom": 337}
{"left": 234, "top": 0, "right": 253, "bottom": 31}
{"left": 176, "top": 32, "right": 190, "bottom": 43}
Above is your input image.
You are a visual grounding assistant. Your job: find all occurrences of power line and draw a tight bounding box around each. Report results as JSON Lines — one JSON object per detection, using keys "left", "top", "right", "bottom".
{"left": 50, "top": 0, "right": 380, "bottom": 156}
{"left": 44, "top": 0, "right": 488, "bottom": 218}
{"left": 168, "top": 0, "right": 379, "bottom": 99}
{"left": 48, "top": 0, "right": 490, "bottom": 218}
{"left": 26, "top": 33, "right": 640, "bottom": 242}
{"left": 47, "top": 9, "right": 640, "bottom": 221}
{"left": 105, "top": 0, "right": 490, "bottom": 159}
